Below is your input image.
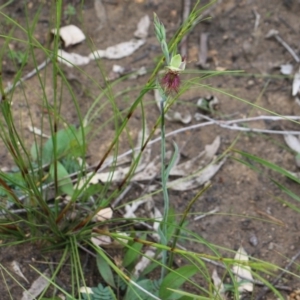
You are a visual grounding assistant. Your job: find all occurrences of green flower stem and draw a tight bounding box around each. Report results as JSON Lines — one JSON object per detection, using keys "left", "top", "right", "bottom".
{"left": 160, "top": 95, "right": 169, "bottom": 280}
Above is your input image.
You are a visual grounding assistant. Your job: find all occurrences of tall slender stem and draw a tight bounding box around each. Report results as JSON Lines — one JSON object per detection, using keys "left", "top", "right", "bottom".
{"left": 160, "top": 97, "right": 169, "bottom": 280}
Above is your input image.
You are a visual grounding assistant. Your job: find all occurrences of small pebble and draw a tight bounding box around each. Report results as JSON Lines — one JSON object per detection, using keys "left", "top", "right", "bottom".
{"left": 249, "top": 234, "right": 258, "bottom": 246}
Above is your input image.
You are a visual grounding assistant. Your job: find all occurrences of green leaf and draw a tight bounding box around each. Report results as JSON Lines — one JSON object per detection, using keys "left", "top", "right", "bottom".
{"left": 42, "top": 125, "right": 85, "bottom": 164}
{"left": 90, "top": 284, "right": 116, "bottom": 300}
{"left": 234, "top": 150, "right": 300, "bottom": 184}
{"left": 96, "top": 253, "right": 116, "bottom": 288}
{"left": 123, "top": 233, "right": 146, "bottom": 268}
{"left": 124, "top": 279, "right": 159, "bottom": 300}
{"left": 170, "top": 54, "right": 182, "bottom": 69}
{"left": 159, "top": 265, "right": 198, "bottom": 300}
{"left": 49, "top": 161, "right": 74, "bottom": 196}
{"left": 30, "top": 142, "right": 39, "bottom": 161}
{"left": 168, "top": 289, "right": 211, "bottom": 299}
{"left": 166, "top": 207, "right": 177, "bottom": 243}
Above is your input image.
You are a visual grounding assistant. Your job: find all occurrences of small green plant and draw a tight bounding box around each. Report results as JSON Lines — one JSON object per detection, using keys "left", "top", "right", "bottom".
{"left": 64, "top": 4, "right": 76, "bottom": 23}
{"left": 7, "top": 49, "right": 28, "bottom": 65}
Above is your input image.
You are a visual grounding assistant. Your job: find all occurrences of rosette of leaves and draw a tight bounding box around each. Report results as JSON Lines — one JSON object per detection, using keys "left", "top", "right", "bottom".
{"left": 81, "top": 284, "right": 116, "bottom": 300}
{"left": 31, "top": 125, "right": 87, "bottom": 196}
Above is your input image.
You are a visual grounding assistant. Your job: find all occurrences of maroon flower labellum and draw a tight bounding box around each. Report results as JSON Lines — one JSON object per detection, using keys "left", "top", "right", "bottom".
{"left": 161, "top": 54, "right": 186, "bottom": 93}
{"left": 161, "top": 70, "right": 181, "bottom": 93}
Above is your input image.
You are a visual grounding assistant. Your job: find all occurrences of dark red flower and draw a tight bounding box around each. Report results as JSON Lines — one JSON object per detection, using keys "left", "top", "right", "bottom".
{"left": 161, "top": 70, "right": 181, "bottom": 93}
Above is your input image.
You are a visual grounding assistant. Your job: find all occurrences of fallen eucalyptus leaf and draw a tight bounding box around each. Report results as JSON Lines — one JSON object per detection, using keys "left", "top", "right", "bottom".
{"left": 134, "top": 15, "right": 150, "bottom": 39}
{"left": 169, "top": 111, "right": 192, "bottom": 124}
{"left": 132, "top": 150, "right": 172, "bottom": 181}
{"left": 91, "top": 232, "right": 128, "bottom": 248}
{"left": 89, "top": 39, "right": 145, "bottom": 60}
{"left": 11, "top": 261, "right": 29, "bottom": 284}
{"left": 292, "top": 68, "right": 300, "bottom": 96}
{"left": 79, "top": 287, "right": 94, "bottom": 295}
{"left": 91, "top": 235, "right": 112, "bottom": 247}
{"left": 57, "top": 49, "right": 90, "bottom": 67}
{"left": 168, "top": 158, "right": 226, "bottom": 191}
{"left": 211, "top": 269, "right": 226, "bottom": 299}
{"left": 133, "top": 248, "right": 156, "bottom": 277}
{"left": 51, "top": 25, "right": 85, "bottom": 47}
{"left": 88, "top": 166, "right": 130, "bottom": 183}
{"left": 170, "top": 136, "right": 220, "bottom": 176}
{"left": 284, "top": 134, "right": 300, "bottom": 153}
{"left": 296, "top": 153, "right": 300, "bottom": 168}
{"left": 151, "top": 207, "right": 162, "bottom": 232}
{"left": 131, "top": 157, "right": 159, "bottom": 181}
{"left": 124, "top": 198, "right": 150, "bottom": 218}
{"left": 21, "top": 270, "right": 50, "bottom": 300}
{"left": 94, "top": 207, "right": 113, "bottom": 222}
{"left": 27, "top": 126, "right": 50, "bottom": 138}
{"left": 114, "top": 231, "right": 129, "bottom": 246}
{"left": 232, "top": 246, "right": 253, "bottom": 294}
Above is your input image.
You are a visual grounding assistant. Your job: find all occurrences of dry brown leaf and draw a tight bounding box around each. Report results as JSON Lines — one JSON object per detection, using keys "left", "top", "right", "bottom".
{"left": 293, "top": 68, "right": 300, "bottom": 96}
{"left": 133, "top": 248, "right": 156, "bottom": 277}
{"left": 94, "top": 207, "right": 113, "bottom": 222}
{"left": 211, "top": 269, "right": 226, "bottom": 299}
{"left": 79, "top": 287, "right": 93, "bottom": 295}
{"left": 284, "top": 134, "right": 300, "bottom": 153}
{"left": 170, "top": 136, "right": 220, "bottom": 176}
{"left": 124, "top": 198, "right": 150, "bottom": 218}
{"left": 91, "top": 232, "right": 128, "bottom": 248}
{"left": 21, "top": 269, "right": 50, "bottom": 300}
{"left": 11, "top": 261, "right": 29, "bottom": 284}
{"left": 167, "top": 158, "right": 226, "bottom": 191}
{"left": 57, "top": 50, "right": 90, "bottom": 67}
{"left": 91, "top": 235, "right": 112, "bottom": 247}
{"left": 27, "top": 126, "right": 50, "bottom": 138}
{"left": 232, "top": 246, "right": 253, "bottom": 295}
{"left": 88, "top": 166, "right": 130, "bottom": 183}
{"left": 89, "top": 39, "right": 145, "bottom": 60}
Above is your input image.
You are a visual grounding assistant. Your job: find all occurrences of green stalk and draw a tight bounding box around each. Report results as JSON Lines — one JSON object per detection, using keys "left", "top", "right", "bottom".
{"left": 160, "top": 95, "right": 169, "bottom": 280}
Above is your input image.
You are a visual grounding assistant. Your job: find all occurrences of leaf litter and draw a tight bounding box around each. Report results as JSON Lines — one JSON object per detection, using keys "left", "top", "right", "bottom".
{"left": 292, "top": 67, "right": 300, "bottom": 97}
{"left": 211, "top": 269, "right": 226, "bottom": 300}
{"left": 232, "top": 246, "right": 254, "bottom": 295}
{"left": 10, "top": 261, "right": 29, "bottom": 284}
{"left": 21, "top": 269, "right": 50, "bottom": 300}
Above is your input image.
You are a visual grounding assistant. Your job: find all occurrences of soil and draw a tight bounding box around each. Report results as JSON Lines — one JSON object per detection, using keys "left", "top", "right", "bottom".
{"left": 0, "top": 0, "right": 300, "bottom": 299}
